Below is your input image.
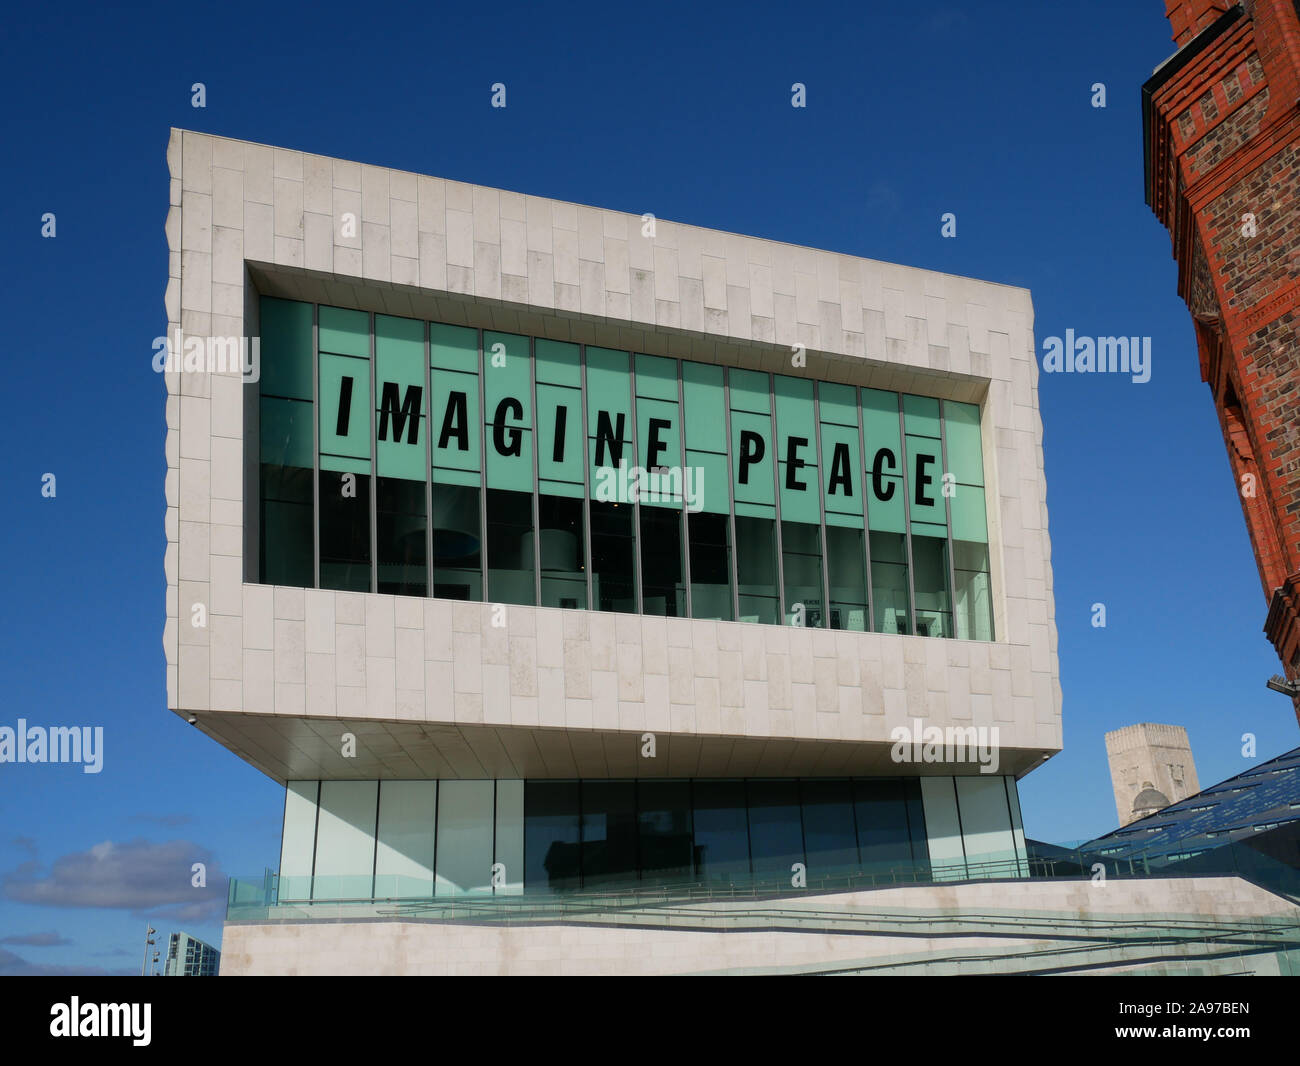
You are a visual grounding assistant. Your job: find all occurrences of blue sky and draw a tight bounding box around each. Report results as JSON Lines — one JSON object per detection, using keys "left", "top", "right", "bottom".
{"left": 0, "top": 0, "right": 1295, "bottom": 973}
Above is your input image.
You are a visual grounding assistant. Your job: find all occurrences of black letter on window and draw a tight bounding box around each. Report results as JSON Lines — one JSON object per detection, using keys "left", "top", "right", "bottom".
{"left": 871, "top": 448, "right": 897, "bottom": 501}
{"left": 437, "top": 391, "right": 469, "bottom": 452}
{"left": 595, "top": 410, "right": 625, "bottom": 466}
{"left": 552, "top": 405, "right": 567, "bottom": 463}
{"left": 493, "top": 397, "right": 523, "bottom": 457}
{"left": 827, "top": 442, "right": 853, "bottom": 498}
{"left": 914, "top": 453, "right": 935, "bottom": 507}
{"left": 738, "top": 430, "right": 765, "bottom": 485}
{"left": 785, "top": 436, "right": 808, "bottom": 491}
{"left": 647, "top": 418, "right": 671, "bottom": 470}
{"left": 378, "top": 383, "right": 422, "bottom": 444}
{"left": 336, "top": 376, "right": 354, "bottom": 437}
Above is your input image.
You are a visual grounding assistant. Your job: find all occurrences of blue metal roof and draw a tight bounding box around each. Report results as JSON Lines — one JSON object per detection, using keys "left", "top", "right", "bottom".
{"left": 1082, "top": 747, "right": 1300, "bottom": 861}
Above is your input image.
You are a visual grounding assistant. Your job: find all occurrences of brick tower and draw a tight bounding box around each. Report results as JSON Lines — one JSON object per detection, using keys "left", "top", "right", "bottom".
{"left": 1143, "top": 1, "right": 1300, "bottom": 725}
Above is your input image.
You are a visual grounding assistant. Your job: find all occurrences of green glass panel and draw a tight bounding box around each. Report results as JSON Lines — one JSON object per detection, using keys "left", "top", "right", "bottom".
{"left": 681, "top": 362, "right": 727, "bottom": 454}
{"left": 735, "top": 500, "right": 776, "bottom": 519}
{"left": 943, "top": 400, "right": 985, "bottom": 487}
{"left": 685, "top": 449, "right": 730, "bottom": 515}
{"left": 635, "top": 353, "right": 679, "bottom": 401}
{"left": 728, "top": 368, "right": 770, "bottom": 414}
{"left": 637, "top": 395, "right": 681, "bottom": 508}
{"left": 433, "top": 466, "right": 479, "bottom": 487}
{"left": 261, "top": 397, "right": 313, "bottom": 470}
{"left": 375, "top": 316, "right": 426, "bottom": 482}
{"left": 774, "top": 376, "right": 817, "bottom": 522}
{"left": 861, "top": 388, "right": 902, "bottom": 455}
{"left": 905, "top": 434, "right": 946, "bottom": 527}
{"left": 319, "top": 306, "right": 369, "bottom": 357}
{"left": 319, "top": 352, "right": 371, "bottom": 461}
{"left": 432, "top": 369, "right": 480, "bottom": 476}
{"left": 259, "top": 297, "right": 313, "bottom": 400}
{"left": 730, "top": 410, "right": 775, "bottom": 508}
{"left": 910, "top": 520, "right": 948, "bottom": 539}
{"left": 817, "top": 381, "right": 858, "bottom": 428}
{"left": 587, "top": 347, "right": 632, "bottom": 494}
{"left": 902, "top": 393, "right": 941, "bottom": 439}
{"left": 535, "top": 338, "right": 581, "bottom": 387}
{"left": 536, "top": 383, "right": 584, "bottom": 491}
{"left": 820, "top": 422, "right": 863, "bottom": 527}
{"left": 430, "top": 322, "right": 479, "bottom": 373}
{"left": 538, "top": 478, "right": 584, "bottom": 499}
{"left": 868, "top": 473, "right": 905, "bottom": 534}
{"left": 320, "top": 454, "right": 372, "bottom": 475}
{"left": 950, "top": 484, "right": 989, "bottom": 544}
{"left": 483, "top": 331, "right": 532, "bottom": 492}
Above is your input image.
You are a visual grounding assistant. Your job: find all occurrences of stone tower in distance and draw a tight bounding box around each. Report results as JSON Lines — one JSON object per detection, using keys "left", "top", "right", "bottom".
{"left": 1142, "top": 0, "right": 1300, "bottom": 726}
{"left": 1105, "top": 724, "right": 1201, "bottom": 826}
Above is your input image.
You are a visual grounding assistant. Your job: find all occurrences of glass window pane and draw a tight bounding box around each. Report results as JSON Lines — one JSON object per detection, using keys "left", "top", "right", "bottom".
{"left": 953, "top": 540, "right": 994, "bottom": 641}
{"left": 911, "top": 534, "right": 952, "bottom": 638}
{"left": 538, "top": 494, "right": 587, "bottom": 609}
{"left": 376, "top": 477, "right": 427, "bottom": 596}
{"left": 746, "top": 779, "right": 804, "bottom": 881}
{"left": 580, "top": 781, "right": 638, "bottom": 888}
{"left": 524, "top": 781, "right": 580, "bottom": 893}
{"left": 735, "top": 515, "right": 779, "bottom": 624}
{"left": 903, "top": 777, "right": 930, "bottom": 873}
{"left": 826, "top": 525, "right": 868, "bottom": 632}
{"left": 485, "top": 488, "right": 535, "bottom": 606}
{"left": 261, "top": 464, "right": 313, "bottom": 587}
{"left": 870, "top": 531, "right": 910, "bottom": 635}
{"left": 855, "top": 779, "right": 916, "bottom": 876}
{"left": 780, "top": 520, "right": 823, "bottom": 627}
{"left": 319, "top": 470, "right": 371, "bottom": 592}
{"left": 692, "top": 780, "right": 750, "bottom": 883}
{"left": 687, "top": 511, "right": 733, "bottom": 621}
{"left": 800, "top": 779, "right": 859, "bottom": 878}
{"left": 431, "top": 483, "right": 482, "bottom": 601}
{"left": 640, "top": 507, "right": 685, "bottom": 616}
{"left": 590, "top": 499, "right": 637, "bottom": 612}
{"left": 637, "top": 780, "right": 693, "bottom": 884}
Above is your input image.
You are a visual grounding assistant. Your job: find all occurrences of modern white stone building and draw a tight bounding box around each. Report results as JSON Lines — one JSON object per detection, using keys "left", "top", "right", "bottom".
{"left": 164, "top": 128, "right": 1064, "bottom": 973}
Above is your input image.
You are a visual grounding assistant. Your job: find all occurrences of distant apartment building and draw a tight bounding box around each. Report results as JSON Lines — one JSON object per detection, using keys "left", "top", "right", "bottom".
{"left": 163, "top": 931, "right": 220, "bottom": 976}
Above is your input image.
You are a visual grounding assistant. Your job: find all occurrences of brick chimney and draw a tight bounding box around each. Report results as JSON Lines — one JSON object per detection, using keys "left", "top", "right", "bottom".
{"left": 1165, "top": 0, "right": 1232, "bottom": 45}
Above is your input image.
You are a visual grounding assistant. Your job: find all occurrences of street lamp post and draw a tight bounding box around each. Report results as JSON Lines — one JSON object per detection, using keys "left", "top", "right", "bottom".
{"left": 140, "top": 924, "right": 155, "bottom": 977}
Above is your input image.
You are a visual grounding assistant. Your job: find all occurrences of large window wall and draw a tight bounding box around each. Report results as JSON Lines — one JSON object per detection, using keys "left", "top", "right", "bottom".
{"left": 281, "top": 776, "right": 934, "bottom": 899}
{"left": 256, "top": 296, "right": 995, "bottom": 639}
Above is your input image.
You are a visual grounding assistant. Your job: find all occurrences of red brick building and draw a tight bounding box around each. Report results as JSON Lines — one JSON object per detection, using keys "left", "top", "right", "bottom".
{"left": 1144, "top": 1, "right": 1300, "bottom": 724}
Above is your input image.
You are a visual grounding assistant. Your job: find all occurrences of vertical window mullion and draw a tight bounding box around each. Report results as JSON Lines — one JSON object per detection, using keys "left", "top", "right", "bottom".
{"left": 939, "top": 400, "right": 959, "bottom": 640}
{"left": 676, "top": 358, "right": 693, "bottom": 619}
{"left": 722, "top": 369, "right": 740, "bottom": 623}
{"left": 368, "top": 312, "right": 378, "bottom": 595}
{"left": 629, "top": 356, "right": 643, "bottom": 615}
{"left": 896, "top": 394, "right": 917, "bottom": 637}
{"left": 312, "top": 304, "right": 321, "bottom": 589}
{"left": 530, "top": 336, "right": 542, "bottom": 607}
{"left": 424, "top": 319, "right": 433, "bottom": 602}
{"left": 579, "top": 346, "right": 593, "bottom": 612}
{"left": 856, "top": 388, "right": 874, "bottom": 631}
{"left": 811, "top": 383, "right": 832, "bottom": 630}
{"left": 477, "top": 328, "right": 489, "bottom": 598}
{"left": 769, "top": 373, "right": 786, "bottom": 625}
